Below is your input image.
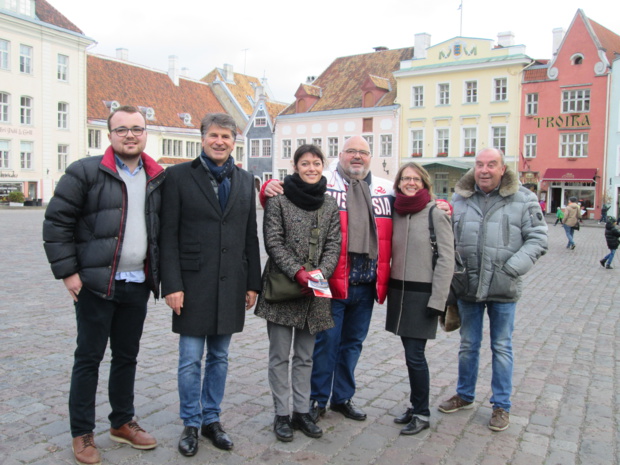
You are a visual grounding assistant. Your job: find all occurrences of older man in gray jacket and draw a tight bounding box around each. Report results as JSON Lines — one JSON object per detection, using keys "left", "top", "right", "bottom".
{"left": 438, "top": 148, "right": 547, "bottom": 432}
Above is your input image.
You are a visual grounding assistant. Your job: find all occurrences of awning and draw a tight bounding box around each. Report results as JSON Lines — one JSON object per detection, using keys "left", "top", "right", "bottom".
{"left": 420, "top": 160, "right": 473, "bottom": 171}
{"left": 541, "top": 168, "right": 596, "bottom": 182}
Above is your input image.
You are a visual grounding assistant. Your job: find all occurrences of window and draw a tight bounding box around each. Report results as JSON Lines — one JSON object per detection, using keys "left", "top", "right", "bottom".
{"left": 410, "top": 129, "right": 423, "bottom": 156}
{"left": 526, "top": 93, "right": 538, "bottom": 116}
{"left": 20, "top": 141, "right": 33, "bottom": 169}
{"left": 57, "top": 144, "right": 68, "bottom": 171}
{"left": 249, "top": 139, "right": 271, "bottom": 157}
{"left": 0, "top": 92, "right": 9, "bottom": 123}
{"left": 463, "top": 128, "right": 477, "bottom": 155}
{"left": 88, "top": 129, "right": 101, "bottom": 149}
{"left": 560, "top": 133, "right": 588, "bottom": 157}
{"left": 57, "top": 102, "right": 69, "bottom": 129}
{"left": 296, "top": 138, "right": 306, "bottom": 147}
{"left": 362, "top": 135, "right": 373, "bottom": 154}
{"left": 524, "top": 134, "right": 537, "bottom": 158}
{"left": 436, "top": 129, "right": 449, "bottom": 155}
{"left": 492, "top": 126, "right": 507, "bottom": 154}
{"left": 0, "top": 39, "right": 9, "bottom": 70}
{"left": 20, "top": 96, "right": 32, "bottom": 125}
{"left": 0, "top": 140, "right": 9, "bottom": 169}
{"left": 282, "top": 139, "right": 292, "bottom": 158}
{"left": 434, "top": 173, "right": 449, "bottom": 200}
{"left": 411, "top": 86, "right": 424, "bottom": 108}
{"left": 236, "top": 146, "right": 243, "bottom": 160}
{"left": 186, "top": 141, "right": 200, "bottom": 158}
{"left": 493, "top": 78, "right": 507, "bottom": 101}
{"left": 562, "top": 89, "right": 590, "bottom": 113}
{"left": 162, "top": 138, "right": 183, "bottom": 156}
{"left": 465, "top": 81, "right": 477, "bottom": 103}
{"left": 278, "top": 169, "right": 287, "bottom": 180}
{"left": 312, "top": 138, "right": 322, "bottom": 149}
{"left": 438, "top": 83, "right": 450, "bottom": 105}
{"left": 255, "top": 117, "right": 266, "bottom": 127}
{"left": 19, "top": 44, "right": 32, "bottom": 74}
{"left": 57, "top": 54, "right": 68, "bottom": 81}
{"left": 363, "top": 118, "right": 373, "bottom": 133}
{"left": 328, "top": 137, "right": 339, "bottom": 157}
{"left": 380, "top": 135, "right": 392, "bottom": 157}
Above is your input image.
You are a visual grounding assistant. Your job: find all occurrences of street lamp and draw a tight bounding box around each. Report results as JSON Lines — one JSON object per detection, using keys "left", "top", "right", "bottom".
{"left": 382, "top": 159, "right": 389, "bottom": 176}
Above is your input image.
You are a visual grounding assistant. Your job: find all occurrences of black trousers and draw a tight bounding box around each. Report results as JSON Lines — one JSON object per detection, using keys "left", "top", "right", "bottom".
{"left": 69, "top": 280, "right": 150, "bottom": 436}
{"left": 401, "top": 337, "right": 430, "bottom": 417}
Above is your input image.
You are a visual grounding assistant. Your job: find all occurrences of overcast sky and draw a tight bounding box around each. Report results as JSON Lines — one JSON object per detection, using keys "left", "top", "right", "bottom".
{"left": 49, "top": 0, "right": 620, "bottom": 103}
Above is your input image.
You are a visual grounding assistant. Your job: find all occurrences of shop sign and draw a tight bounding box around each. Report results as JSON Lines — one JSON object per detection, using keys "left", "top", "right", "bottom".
{"left": 533, "top": 114, "right": 590, "bottom": 128}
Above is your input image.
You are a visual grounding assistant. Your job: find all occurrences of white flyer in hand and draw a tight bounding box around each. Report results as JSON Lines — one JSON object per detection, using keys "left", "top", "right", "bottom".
{"left": 308, "top": 270, "right": 332, "bottom": 298}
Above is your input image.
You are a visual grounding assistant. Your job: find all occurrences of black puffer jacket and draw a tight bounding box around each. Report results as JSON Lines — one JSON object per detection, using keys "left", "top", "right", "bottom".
{"left": 43, "top": 147, "right": 164, "bottom": 299}
{"left": 605, "top": 222, "right": 620, "bottom": 250}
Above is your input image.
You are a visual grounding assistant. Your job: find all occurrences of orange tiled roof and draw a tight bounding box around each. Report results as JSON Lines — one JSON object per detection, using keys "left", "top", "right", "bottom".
{"left": 265, "top": 101, "right": 287, "bottom": 120}
{"left": 281, "top": 47, "right": 414, "bottom": 115}
{"left": 368, "top": 75, "right": 391, "bottom": 91}
{"left": 201, "top": 68, "right": 263, "bottom": 117}
{"left": 35, "top": 0, "right": 83, "bottom": 34}
{"left": 523, "top": 67, "right": 549, "bottom": 82}
{"left": 88, "top": 54, "right": 225, "bottom": 127}
{"left": 157, "top": 157, "right": 193, "bottom": 165}
{"left": 299, "top": 84, "right": 322, "bottom": 97}
{"left": 588, "top": 18, "right": 620, "bottom": 65}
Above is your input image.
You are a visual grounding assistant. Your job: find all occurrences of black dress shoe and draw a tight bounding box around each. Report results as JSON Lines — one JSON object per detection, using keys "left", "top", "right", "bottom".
{"left": 201, "top": 422, "right": 233, "bottom": 450}
{"left": 291, "top": 412, "right": 322, "bottom": 438}
{"left": 309, "top": 399, "right": 326, "bottom": 423}
{"left": 178, "top": 426, "right": 198, "bottom": 456}
{"left": 394, "top": 407, "right": 415, "bottom": 424}
{"left": 273, "top": 415, "right": 294, "bottom": 442}
{"left": 330, "top": 399, "right": 367, "bottom": 421}
{"left": 400, "top": 417, "right": 430, "bottom": 435}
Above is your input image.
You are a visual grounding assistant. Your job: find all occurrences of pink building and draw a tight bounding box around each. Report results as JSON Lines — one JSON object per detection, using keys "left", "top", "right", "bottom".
{"left": 520, "top": 10, "right": 620, "bottom": 218}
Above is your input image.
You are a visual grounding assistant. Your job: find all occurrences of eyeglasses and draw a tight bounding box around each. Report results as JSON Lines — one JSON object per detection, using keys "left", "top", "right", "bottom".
{"left": 400, "top": 176, "right": 423, "bottom": 184}
{"left": 111, "top": 126, "right": 146, "bottom": 137}
{"left": 344, "top": 149, "right": 371, "bottom": 157}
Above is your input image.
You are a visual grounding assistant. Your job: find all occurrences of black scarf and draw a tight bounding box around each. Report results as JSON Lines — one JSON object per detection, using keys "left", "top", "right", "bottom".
{"left": 201, "top": 153, "right": 234, "bottom": 211}
{"left": 283, "top": 173, "right": 327, "bottom": 211}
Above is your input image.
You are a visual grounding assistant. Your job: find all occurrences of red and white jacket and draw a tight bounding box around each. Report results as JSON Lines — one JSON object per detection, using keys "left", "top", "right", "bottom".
{"left": 261, "top": 169, "right": 393, "bottom": 303}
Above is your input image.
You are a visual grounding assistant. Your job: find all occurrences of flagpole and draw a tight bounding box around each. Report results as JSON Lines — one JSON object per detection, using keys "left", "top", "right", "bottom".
{"left": 459, "top": 1, "right": 463, "bottom": 36}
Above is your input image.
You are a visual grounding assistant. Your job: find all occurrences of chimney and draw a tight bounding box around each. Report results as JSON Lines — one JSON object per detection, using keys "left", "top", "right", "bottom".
{"left": 414, "top": 33, "right": 430, "bottom": 59}
{"left": 223, "top": 63, "right": 234, "bottom": 82}
{"left": 181, "top": 67, "right": 190, "bottom": 78}
{"left": 552, "top": 27, "right": 565, "bottom": 55}
{"left": 168, "top": 55, "right": 179, "bottom": 86}
{"left": 116, "top": 48, "right": 128, "bottom": 61}
{"left": 254, "top": 85, "right": 264, "bottom": 102}
{"left": 497, "top": 31, "right": 515, "bottom": 47}
{"left": 306, "top": 76, "right": 316, "bottom": 84}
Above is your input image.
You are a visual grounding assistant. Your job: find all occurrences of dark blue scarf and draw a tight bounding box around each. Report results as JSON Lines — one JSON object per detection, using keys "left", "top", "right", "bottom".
{"left": 200, "top": 152, "right": 234, "bottom": 212}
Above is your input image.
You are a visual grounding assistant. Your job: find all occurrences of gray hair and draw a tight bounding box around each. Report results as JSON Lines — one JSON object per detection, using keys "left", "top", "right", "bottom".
{"left": 200, "top": 113, "right": 237, "bottom": 139}
{"left": 476, "top": 147, "right": 505, "bottom": 165}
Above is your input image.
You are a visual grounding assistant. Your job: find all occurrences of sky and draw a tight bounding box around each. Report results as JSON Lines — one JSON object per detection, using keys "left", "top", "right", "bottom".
{"left": 49, "top": 0, "right": 620, "bottom": 104}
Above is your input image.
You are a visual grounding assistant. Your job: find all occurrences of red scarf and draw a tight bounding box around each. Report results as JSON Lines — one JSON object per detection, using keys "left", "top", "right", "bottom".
{"left": 394, "top": 189, "right": 431, "bottom": 215}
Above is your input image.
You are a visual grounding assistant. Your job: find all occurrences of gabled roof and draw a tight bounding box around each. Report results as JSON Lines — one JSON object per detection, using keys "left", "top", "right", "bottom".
{"left": 281, "top": 47, "right": 414, "bottom": 115}
{"left": 588, "top": 18, "right": 620, "bottom": 65}
{"left": 88, "top": 54, "right": 225, "bottom": 128}
{"left": 35, "top": 0, "right": 83, "bottom": 34}
{"left": 264, "top": 100, "right": 287, "bottom": 120}
{"left": 201, "top": 67, "right": 265, "bottom": 117}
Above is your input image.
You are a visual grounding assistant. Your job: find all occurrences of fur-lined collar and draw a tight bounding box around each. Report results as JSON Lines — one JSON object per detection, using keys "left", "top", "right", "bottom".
{"left": 455, "top": 167, "right": 520, "bottom": 198}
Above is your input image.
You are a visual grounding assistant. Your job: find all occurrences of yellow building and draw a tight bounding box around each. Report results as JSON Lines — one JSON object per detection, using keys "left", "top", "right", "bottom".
{"left": 394, "top": 33, "right": 532, "bottom": 200}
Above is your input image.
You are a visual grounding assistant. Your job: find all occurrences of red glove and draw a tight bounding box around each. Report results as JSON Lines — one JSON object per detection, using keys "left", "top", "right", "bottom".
{"left": 295, "top": 267, "right": 318, "bottom": 296}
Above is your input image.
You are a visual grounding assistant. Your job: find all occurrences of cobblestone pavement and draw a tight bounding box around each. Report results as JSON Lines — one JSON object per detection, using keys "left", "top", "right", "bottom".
{"left": 0, "top": 208, "right": 618, "bottom": 465}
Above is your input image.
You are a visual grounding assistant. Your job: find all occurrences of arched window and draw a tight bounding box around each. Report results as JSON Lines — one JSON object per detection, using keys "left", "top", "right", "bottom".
{"left": 363, "top": 92, "right": 375, "bottom": 108}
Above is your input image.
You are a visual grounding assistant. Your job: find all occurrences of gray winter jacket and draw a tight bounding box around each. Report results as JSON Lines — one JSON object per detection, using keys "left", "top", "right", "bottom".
{"left": 452, "top": 168, "right": 548, "bottom": 303}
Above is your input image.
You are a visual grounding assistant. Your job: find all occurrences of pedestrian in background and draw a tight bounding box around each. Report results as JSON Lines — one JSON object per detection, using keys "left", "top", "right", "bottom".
{"left": 554, "top": 206, "right": 564, "bottom": 226}
{"left": 255, "top": 144, "right": 341, "bottom": 442}
{"left": 600, "top": 217, "right": 620, "bottom": 269}
{"left": 387, "top": 162, "right": 454, "bottom": 436}
{"left": 562, "top": 197, "right": 581, "bottom": 250}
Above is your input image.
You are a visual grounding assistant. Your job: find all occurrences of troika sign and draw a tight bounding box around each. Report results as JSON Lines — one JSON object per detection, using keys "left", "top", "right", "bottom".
{"left": 533, "top": 115, "right": 590, "bottom": 129}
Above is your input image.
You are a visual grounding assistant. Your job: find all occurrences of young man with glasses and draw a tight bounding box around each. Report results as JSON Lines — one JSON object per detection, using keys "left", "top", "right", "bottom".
{"left": 43, "top": 105, "right": 164, "bottom": 465}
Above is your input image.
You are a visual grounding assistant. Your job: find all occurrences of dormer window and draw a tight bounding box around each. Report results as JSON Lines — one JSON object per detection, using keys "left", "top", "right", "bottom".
{"left": 571, "top": 54, "right": 584, "bottom": 65}
{"left": 178, "top": 113, "right": 192, "bottom": 126}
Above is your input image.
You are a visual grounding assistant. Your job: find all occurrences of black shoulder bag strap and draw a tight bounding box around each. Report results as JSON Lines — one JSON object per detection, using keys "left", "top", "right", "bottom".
{"left": 428, "top": 205, "right": 439, "bottom": 270}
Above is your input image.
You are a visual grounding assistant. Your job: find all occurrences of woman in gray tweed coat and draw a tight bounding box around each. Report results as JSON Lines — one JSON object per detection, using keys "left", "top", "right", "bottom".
{"left": 255, "top": 144, "right": 341, "bottom": 442}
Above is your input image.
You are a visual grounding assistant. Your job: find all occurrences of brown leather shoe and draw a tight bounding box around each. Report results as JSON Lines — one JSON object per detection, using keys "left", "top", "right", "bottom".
{"left": 109, "top": 420, "right": 157, "bottom": 450}
{"left": 72, "top": 433, "right": 101, "bottom": 465}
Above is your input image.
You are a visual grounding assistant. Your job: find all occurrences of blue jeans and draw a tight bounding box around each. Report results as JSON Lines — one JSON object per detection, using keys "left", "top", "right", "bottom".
{"left": 562, "top": 224, "right": 575, "bottom": 247}
{"left": 603, "top": 249, "right": 616, "bottom": 266}
{"left": 178, "top": 334, "right": 232, "bottom": 427}
{"left": 69, "top": 281, "right": 150, "bottom": 436}
{"left": 401, "top": 337, "right": 430, "bottom": 418}
{"left": 457, "top": 300, "right": 516, "bottom": 412}
{"left": 310, "top": 283, "right": 375, "bottom": 406}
